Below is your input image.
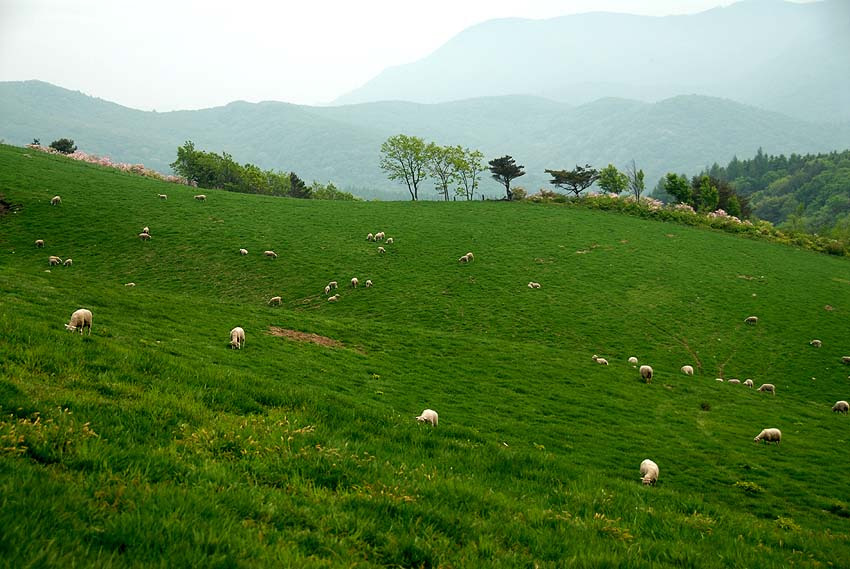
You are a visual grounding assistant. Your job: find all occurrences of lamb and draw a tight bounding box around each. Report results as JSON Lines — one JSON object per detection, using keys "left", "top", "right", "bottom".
{"left": 378, "top": 246, "right": 386, "bottom": 254}
{"left": 229, "top": 326, "right": 245, "bottom": 349}
{"left": 63, "top": 258, "right": 73, "bottom": 267}
{"left": 327, "top": 294, "right": 340, "bottom": 302}
{"left": 35, "top": 239, "right": 44, "bottom": 248}
{"left": 138, "top": 232, "right": 151, "bottom": 241}
{"left": 458, "top": 254, "right": 470, "bottom": 263}
{"left": 65, "top": 308, "right": 92, "bottom": 335}
{"left": 365, "top": 279, "right": 373, "bottom": 288}
{"left": 745, "top": 316, "right": 759, "bottom": 325}
{"left": 324, "top": 285, "right": 331, "bottom": 295}
{"left": 263, "top": 250, "right": 278, "bottom": 259}
{"left": 194, "top": 194, "right": 207, "bottom": 201}
{"left": 681, "top": 365, "right": 694, "bottom": 376}
{"left": 375, "top": 231, "right": 385, "bottom": 241}
{"left": 591, "top": 355, "right": 609, "bottom": 365}
{"left": 351, "top": 277, "right": 359, "bottom": 288}
{"left": 842, "top": 356, "right": 850, "bottom": 365}
{"left": 832, "top": 400, "right": 849, "bottom": 414}
{"left": 810, "top": 339, "right": 822, "bottom": 348}
{"left": 239, "top": 248, "right": 248, "bottom": 255}
{"left": 142, "top": 226, "right": 150, "bottom": 234}
{"left": 366, "top": 233, "right": 374, "bottom": 241}
{"left": 50, "top": 195, "right": 61, "bottom": 205}
{"left": 753, "top": 428, "right": 781, "bottom": 444}
{"left": 416, "top": 409, "right": 438, "bottom": 427}
{"left": 268, "top": 296, "right": 282, "bottom": 306}
{"left": 640, "top": 459, "right": 659, "bottom": 485}
{"left": 527, "top": 282, "right": 541, "bottom": 289}
{"left": 386, "top": 238, "right": 394, "bottom": 244}
{"left": 328, "top": 281, "right": 338, "bottom": 289}
{"left": 628, "top": 356, "right": 639, "bottom": 365}
{"left": 640, "top": 365, "right": 653, "bottom": 383}
{"left": 48, "top": 256, "right": 62, "bottom": 266}
{"left": 727, "top": 379, "right": 741, "bottom": 385}
{"left": 465, "top": 252, "right": 474, "bottom": 262}
{"left": 743, "top": 379, "right": 754, "bottom": 388}
{"left": 757, "top": 383, "right": 776, "bottom": 395}
{"left": 158, "top": 194, "right": 168, "bottom": 200}
{"left": 125, "top": 282, "right": 136, "bottom": 287}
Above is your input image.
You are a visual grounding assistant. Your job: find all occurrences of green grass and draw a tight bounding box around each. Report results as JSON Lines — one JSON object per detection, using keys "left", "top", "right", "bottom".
{"left": 1, "top": 143, "right": 849, "bottom": 567}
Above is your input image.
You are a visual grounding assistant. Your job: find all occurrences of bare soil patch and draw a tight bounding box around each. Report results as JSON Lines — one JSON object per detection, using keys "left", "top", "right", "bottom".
{"left": 267, "top": 326, "right": 345, "bottom": 349}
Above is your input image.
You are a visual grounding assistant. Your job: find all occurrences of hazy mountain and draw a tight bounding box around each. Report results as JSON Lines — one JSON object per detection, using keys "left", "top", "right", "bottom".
{"left": 2, "top": 80, "right": 849, "bottom": 199}
{"left": 334, "top": 0, "right": 850, "bottom": 123}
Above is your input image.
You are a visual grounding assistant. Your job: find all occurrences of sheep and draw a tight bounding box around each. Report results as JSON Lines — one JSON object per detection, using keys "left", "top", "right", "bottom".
{"left": 50, "top": 195, "right": 61, "bottom": 205}
{"left": 727, "top": 378, "right": 741, "bottom": 385}
{"left": 35, "top": 239, "right": 44, "bottom": 248}
{"left": 757, "top": 383, "right": 776, "bottom": 395}
{"left": 416, "top": 409, "right": 438, "bottom": 427}
{"left": 365, "top": 279, "right": 373, "bottom": 288}
{"left": 743, "top": 379, "right": 754, "bottom": 388}
{"left": 366, "top": 233, "right": 374, "bottom": 241}
{"left": 194, "top": 194, "right": 207, "bottom": 201}
{"left": 268, "top": 296, "right": 282, "bottom": 306}
{"left": 328, "top": 281, "right": 338, "bottom": 289}
{"left": 138, "top": 232, "right": 151, "bottom": 241}
{"left": 527, "top": 282, "right": 541, "bottom": 289}
{"left": 386, "top": 238, "right": 394, "bottom": 244}
{"left": 63, "top": 258, "right": 72, "bottom": 267}
{"left": 375, "top": 231, "right": 385, "bottom": 241}
{"left": 158, "top": 194, "right": 168, "bottom": 200}
{"left": 125, "top": 282, "right": 136, "bottom": 287}
{"left": 842, "top": 356, "right": 850, "bottom": 365}
{"left": 745, "top": 316, "right": 759, "bottom": 325}
{"left": 640, "top": 365, "right": 653, "bottom": 383}
{"left": 832, "top": 400, "right": 849, "bottom": 414}
{"left": 458, "top": 254, "right": 470, "bottom": 263}
{"left": 239, "top": 248, "right": 248, "bottom": 255}
{"left": 263, "top": 250, "right": 278, "bottom": 259}
{"left": 65, "top": 308, "right": 92, "bottom": 335}
{"left": 753, "top": 428, "right": 781, "bottom": 444}
{"left": 48, "top": 256, "right": 62, "bottom": 266}
{"left": 324, "top": 285, "right": 331, "bottom": 295}
{"left": 681, "top": 365, "right": 694, "bottom": 376}
{"left": 628, "top": 356, "right": 639, "bottom": 365}
{"left": 142, "top": 226, "right": 150, "bottom": 234}
{"left": 327, "top": 294, "right": 340, "bottom": 302}
{"left": 716, "top": 378, "right": 725, "bottom": 382}
{"left": 810, "top": 339, "right": 822, "bottom": 348}
{"left": 351, "top": 277, "right": 359, "bottom": 288}
{"left": 378, "top": 246, "right": 386, "bottom": 254}
{"left": 591, "top": 355, "right": 609, "bottom": 365}
{"left": 640, "top": 459, "right": 659, "bottom": 486}
{"left": 229, "top": 326, "right": 245, "bottom": 349}
{"left": 465, "top": 252, "right": 474, "bottom": 262}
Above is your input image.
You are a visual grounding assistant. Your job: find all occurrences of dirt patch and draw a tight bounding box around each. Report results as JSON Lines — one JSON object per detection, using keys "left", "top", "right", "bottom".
{"left": 267, "top": 326, "right": 345, "bottom": 349}
{"left": 0, "top": 195, "right": 18, "bottom": 217}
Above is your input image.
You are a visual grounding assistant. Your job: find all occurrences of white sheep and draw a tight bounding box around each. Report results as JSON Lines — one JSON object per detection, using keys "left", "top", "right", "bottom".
{"left": 63, "top": 258, "right": 73, "bottom": 267}
{"left": 125, "top": 282, "right": 136, "bottom": 287}
{"left": 324, "top": 285, "right": 331, "bottom": 295}
{"left": 194, "top": 194, "right": 207, "bottom": 201}
{"left": 743, "top": 379, "right": 754, "bottom": 388}
{"left": 591, "top": 355, "right": 609, "bottom": 365}
{"left": 138, "top": 232, "right": 151, "bottom": 241}
{"left": 727, "top": 379, "right": 741, "bottom": 385}
{"left": 832, "top": 400, "right": 849, "bottom": 414}
{"left": 48, "top": 256, "right": 62, "bottom": 266}
{"left": 745, "top": 316, "right": 758, "bottom": 325}
{"left": 628, "top": 356, "right": 638, "bottom": 365}
{"left": 365, "top": 279, "right": 373, "bottom": 288}
{"left": 458, "top": 254, "right": 470, "bottom": 263}
{"left": 158, "top": 194, "right": 168, "bottom": 200}
{"left": 351, "top": 277, "right": 359, "bottom": 288}
{"left": 378, "top": 246, "right": 386, "bottom": 254}
{"left": 842, "top": 356, "right": 850, "bottom": 365}
{"left": 386, "top": 238, "right": 394, "bottom": 244}
{"left": 65, "top": 308, "right": 92, "bottom": 335}
{"left": 757, "top": 383, "right": 776, "bottom": 395}
{"left": 640, "top": 365, "right": 653, "bottom": 383}
{"left": 35, "top": 239, "right": 44, "bottom": 248}
{"left": 753, "top": 428, "right": 781, "bottom": 444}
{"left": 239, "top": 248, "right": 248, "bottom": 256}
{"left": 681, "top": 365, "right": 694, "bottom": 376}
{"left": 640, "top": 459, "right": 659, "bottom": 485}
{"left": 327, "top": 294, "right": 340, "bottom": 302}
{"left": 328, "top": 281, "right": 338, "bottom": 289}
{"left": 366, "top": 233, "right": 374, "bottom": 241}
{"left": 375, "top": 231, "right": 385, "bottom": 241}
{"left": 527, "top": 282, "right": 541, "bottom": 289}
{"left": 229, "top": 326, "right": 245, "bottom": 349}
{"left": 268, "top": 296, "right": 282, "bottom": 306}
{"left": 715, "top": 378, "right": 724, "bottom": 382}
{"left": 50, "top": 195, "right": 62, "bottom": 205}
{"left": 465, "top": 252, "right": 474, "bottom": 262}
{"left": 263, "top": 250, "right": 278, "bottom": 259}
{"left": 142, "top": 226, "right": 150, "bottom": 234}
{"left": 810, "top": 339, "right": 822, "bottom": 348}
{"left": 416, "top": 409, "right": 438, "bottom": 427}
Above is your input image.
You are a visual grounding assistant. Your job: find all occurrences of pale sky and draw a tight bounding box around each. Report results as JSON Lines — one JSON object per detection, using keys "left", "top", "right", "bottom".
{"left": 0, "top": 0, "right": 817, "bottom": 111}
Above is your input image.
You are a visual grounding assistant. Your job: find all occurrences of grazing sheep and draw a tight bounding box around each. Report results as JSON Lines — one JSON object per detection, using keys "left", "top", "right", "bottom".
{"left": 194, "top": 194, "right": 207, "bottom": 201}
{"left": 378, "top": 246, "right": 386, "bottom": 254}
{"left": 458, "top": 254, "right": 470, "bottom": 263}
{"left": 842, "top": 356, "right": 850, "bottom": 365}
{"left": 63, "top": 258, "right": 72, "bottom": 267}
{"left": 640, "top": 365, "right": 653, "bottom": 383}
{"left": 327, "top": 294, "right": 340, "bottom": 302}
{"left": 716, "top": 378, "right": 725, "bottom": 382}
{"left": 386, "top": 238, "right": 394, "bottom": 244}
{"left": 640, "top": 459, "right": 659, "bottom": 486}
{"left": 351, "top": 277, "right": 359, "bottom": 288}
{"left": 239, "top": 248, "right": 248, "bottom": 255}
{"left": 416, "top": 409, "right": 438, "bottom": 427}
{"left": 65, "top": 308, "right": 92, "bottom": 335}
{"left": 681, "top": 365, "right": 694, "bottom": 376}
{"left": 375, "top": 231, "right": 385, "bottom": 241}
{"left": 745, "top": 316, "right": 759, "bottom": 325}
{"left": 810, "top": 339, "right": 822, "bottom": 348}
{"left": 142, "top": 226, "right": 150, "bottom": 234}
{"left": 263, "top": 250, "right": 278, "bottom": 259}
{"left": 268, "top": 296, "right": 282, "bottom": 306}
{"left": 591, "top": 355, "right": 609, "bottom": 365}
{"left": 628, "top": 356, "right": 639, "bottom": 365}
{"left": 48, "top": 256, "right": 62, "bottom": 266}
{"left": 727, "top": 379, "right": 741, "bottom": 385}
{"left": 328, "top": 281, "right": 338, "bottom": 289}
{"left": 125, "top": 282, "right": 136, "bottom": 287}
{"left": 753, "top": 428, "right": 781, "bottom": 444}
{"left": 35, "top": 239, "right": 44, "bottom": 248}
{"left": 466, "top": 252, "right": 474, "bottom": 262}
{"left": 138, "top": 232, "right": 151, "bottom": 241}
{"left": 365, "top": 279, "right": 373, "bottom": 288}
{"left": 366, "top": 233, "right": 374, "bottom": 241}
{"left": 832, "top": 400, "right": 849, "bottom": 414}
{"left": 158, "top": 194, "right": 168, "bottom": 200}
{"left": 324, "top": 285, "right": 331, "bottom": 295}
{"left": 743, "top": 379, "right": 754, "bottom": 388}
{"left": 229, "top": 326, "right": 245, "bottom": 349}
{"left": 50, "top": 195, "right": 61, "bottom": 205}
{"left": 757, "top": 383, "right": 776, "bottom": 395}
{"left": 527, "top": 282, "right": 541, "bottom": 289}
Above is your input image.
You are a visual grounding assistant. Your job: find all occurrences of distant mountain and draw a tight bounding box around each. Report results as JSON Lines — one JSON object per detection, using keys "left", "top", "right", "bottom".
{"left": 1, "top": 80, "right": 848, "bottom": 199}
{"left": 334, "top": 0, "right": 850, "bottom": 123}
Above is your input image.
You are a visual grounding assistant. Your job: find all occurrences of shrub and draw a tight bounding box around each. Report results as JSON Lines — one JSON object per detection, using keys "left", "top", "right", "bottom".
{"left": 734, "top": 481, "right": 763, "bottom": 494}
{"left": 49, "top": 138, "right": 77, "bottom": 154}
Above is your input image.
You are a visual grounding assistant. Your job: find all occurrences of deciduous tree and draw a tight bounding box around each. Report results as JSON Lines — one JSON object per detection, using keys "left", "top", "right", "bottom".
{"left": 597, "top": 164, "right": 628, "bottom": 195}
{"left": 379, "top": 134, "right": 427, "bottom": 201}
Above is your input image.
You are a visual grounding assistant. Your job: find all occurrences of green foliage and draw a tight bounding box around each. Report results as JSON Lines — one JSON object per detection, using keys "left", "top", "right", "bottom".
{"left": 663, "top": 173, "right": 692, "bottom": 204}
{"left": 309, "top": 181, "right": 360, "bottom": 201}
{"left": 597, "top": 164, "right": 629, "bottom": 195}
{"left": 48, "top": 138, "right": 76, "bottom": 154}
{"left": 288, "top": 172, "right": 311, "bottom": 199}
{"left": 545, "top": 164, "right": 600, "bottom": 197}
{"left": 626, "top": 161, "right": 646, "bottom": 200}
{"left": 379, "top": 134, "right": 428, "bottom": 200}
{"left": 452, "top": 147, "right": 485, "bottom": 201}
{"left": 425, "top": 142, "right": 461, "bottom": 201}
{"left": 488, "top": 155, "right": 525, "bottom": 200}
{"left": 696, "top": 175, "right": 720, "bottom": 212}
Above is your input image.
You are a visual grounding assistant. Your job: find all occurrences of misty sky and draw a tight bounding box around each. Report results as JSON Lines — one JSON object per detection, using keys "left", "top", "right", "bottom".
{"left": 1, "top": 0, "right": 818, "bottom": 111}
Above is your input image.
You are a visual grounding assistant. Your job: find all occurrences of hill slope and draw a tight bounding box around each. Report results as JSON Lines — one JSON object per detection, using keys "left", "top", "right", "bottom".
{"left": 334, "top": 0, "right": 850, "bottom": 123}
{"left": 2, "top": 81, "right": 849, "bottom": 198}
{"left": 2, "top": 144, "right": 850, "bottom": 566}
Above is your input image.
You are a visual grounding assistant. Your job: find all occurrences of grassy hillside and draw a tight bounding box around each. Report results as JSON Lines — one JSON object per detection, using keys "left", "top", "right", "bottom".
{"left": 1, "top": 143, "right": 850, "bottom": 567}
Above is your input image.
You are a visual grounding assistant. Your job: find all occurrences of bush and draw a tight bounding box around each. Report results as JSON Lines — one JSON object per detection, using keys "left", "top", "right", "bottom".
{"left": 48, "top": 138, "right": 77, "bottom": 154}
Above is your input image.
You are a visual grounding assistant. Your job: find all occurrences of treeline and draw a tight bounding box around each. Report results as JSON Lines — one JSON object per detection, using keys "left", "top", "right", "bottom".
{"left": 653, "top": 173, "right": 750, "bottom": 218}
{"left": 170, "top": 141, "right": 358, "bottom": 201}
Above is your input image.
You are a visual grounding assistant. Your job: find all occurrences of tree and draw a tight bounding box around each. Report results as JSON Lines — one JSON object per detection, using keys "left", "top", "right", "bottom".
{"left": 488, "top": 155, "right": 525, "bottom": 201}
{"left": 49, "top": 138, "right": 76, "bottom": 154}
{"left": 426, "top": 143, "right": 459, "bottom": 201}
{"left": 31, "top": 138, "right": 40, "bottom": 145}
{"left": 662, "top": 173, "right": 692, "bottom": 204}
{"left": 545, "top": 164, "right": 600, "bottom": 197}
{"left": 289, "top": 172, "right": 312, "bottom": 199}
{"left": 626, "top": 160, "right": 646, "bottom": 200}
{"left": 379, "top": 134, "right": 427, "bottom": 201}
{"left": 453, "top": 147, "right": 485, "bottom": 201}
{"left": 597, "top": 164, "right": 628, "bottom": 195}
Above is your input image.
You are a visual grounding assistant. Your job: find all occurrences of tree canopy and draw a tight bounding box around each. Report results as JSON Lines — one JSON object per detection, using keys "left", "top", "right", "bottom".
{"left": 488, "top": 155, "right": 525, "bottom": 201}
{"left": 379, "top": 135, "right": 428, "bottom": 201}
{"left": 545, "top": 164, "right": 600, "bottom": 197}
